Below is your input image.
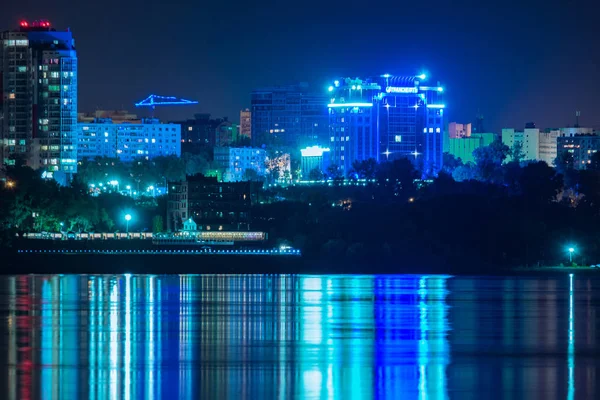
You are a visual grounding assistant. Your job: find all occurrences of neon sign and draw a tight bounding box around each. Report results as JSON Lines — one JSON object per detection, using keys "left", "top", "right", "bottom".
{"left": 385, "top": 87, "right": 418, "bottom": 94}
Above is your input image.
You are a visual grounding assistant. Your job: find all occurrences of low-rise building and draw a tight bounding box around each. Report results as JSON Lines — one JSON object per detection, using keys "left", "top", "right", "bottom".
{"left": 77, "top": 118, "right": 181, "bottom": 161}
{"left": 446, "top": 133, "right": 495, "bottom": 164}
{"left": 213, "top": 147, "right": 267, "bottom": 182}
{"left": 167, "top": 174, "right": 259, "bottom": 231}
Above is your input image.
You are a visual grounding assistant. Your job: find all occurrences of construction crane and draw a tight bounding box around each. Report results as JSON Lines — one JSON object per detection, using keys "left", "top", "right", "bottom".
{"left": 134, "top": 94, "right": 198, "bottom": 118}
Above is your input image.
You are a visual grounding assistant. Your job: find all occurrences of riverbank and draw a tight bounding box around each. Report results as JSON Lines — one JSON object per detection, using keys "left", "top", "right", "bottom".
{"left": 3, "top": 250, "right": 598, "bottom": 275}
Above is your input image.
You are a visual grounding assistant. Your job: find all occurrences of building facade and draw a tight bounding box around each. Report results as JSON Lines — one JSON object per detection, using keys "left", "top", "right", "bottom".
{"left": 502, "top": 128, "right": 560, "bottom": 165}
{"left": 1, "top": 20, "right": 77, "bottom": 184}
{"left": 77, "top": 118, "right": 181, "bottom": 161}
{"left": 447, "top": 133, "right": 495, "bottom": 164}
{"left": 215, "top": 120, "right": 239, "bottom": 147}
{"left": 327, "top": 74, "right": 445, "bottom": 176}
{"left": 301, "top": 145, "right": 330, "bottom": 178}
{"left": 251, "top": 83, "right": 328, "bottom": 149}
{"left": 240, "top": 109, "right": 251, "bottom": 139}
{"left": 448, "top": 122, "right": 471, "bottom": 139}
{"left": 167, "top": 174, "right": 257, "bottom": 232}
{"left": 213, "top": 147, "right": 267, "bottom": 182}
{"left": 172, "top": 113, "right": 226, "bottom": 153}
{"left": 557, "top": 134, "right": 600, "bottom": 169}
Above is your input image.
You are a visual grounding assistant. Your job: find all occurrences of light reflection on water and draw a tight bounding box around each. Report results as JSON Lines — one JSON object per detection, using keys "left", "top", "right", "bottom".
{"left": 0, "top": 274, "right": 599, "bottom": 399}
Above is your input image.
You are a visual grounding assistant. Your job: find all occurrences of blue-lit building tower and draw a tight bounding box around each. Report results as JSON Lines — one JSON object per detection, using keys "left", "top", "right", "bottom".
{"left": 1, "top": 20, "right": 77, "bottom": 184}
{"left": 328, "top": 74, "right": 445, "bottom": 176}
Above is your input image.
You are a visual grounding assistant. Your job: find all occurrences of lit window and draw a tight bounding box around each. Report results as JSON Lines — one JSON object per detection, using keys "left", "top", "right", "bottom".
{"left": 395, "top": 135, "right": 401, "bottom": 142}
{"left": 423, "top": 128, "right": 427, "bottom": 133}
{"left": 330, "top": 137, "right": 334, "bottom": 142}
{"left": 152, "top": 138, "right": 156, "bottom": 143}
{"left": 429, "top": 128, "right": 434, "bottom": 133}
{"left": 188, "top": 126, "right": 192, "bottom": 131}
{"left": 346, "top": 136, "right": 350, "bottom": 141}
{"left": 436, "top": 128, "right": 441, "bottom": 133}
{"left": 341, "top": 137, "right": 345, "bottom": 142}
{"left": 104, "top": 132, "right": 108, "bottom": 137}
{"left": 8, "top": 93, "right": 15, "bottom": 99}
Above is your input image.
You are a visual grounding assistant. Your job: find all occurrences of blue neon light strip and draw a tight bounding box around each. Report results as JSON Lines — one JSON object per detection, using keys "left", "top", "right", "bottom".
{"left": 135, "top": 94, "right": 199, "bottom": 107}
{"left": 328, "top": 103, "right": 373, "bottom": 108}
{"left": 426, "top": 104, "right": 445, "bottom": 109}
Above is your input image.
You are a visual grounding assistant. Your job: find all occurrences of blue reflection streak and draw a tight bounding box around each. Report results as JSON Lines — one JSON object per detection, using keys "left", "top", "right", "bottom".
{"left": 40, "top": 279, "right": 52, "bottom": 400}
{"left": 109, "top": 279, "right": 118, "bottom": 400}
{"left": 568, "top": 274, "right": 574, "bottom": 400}
{"left": 88, "top": 278, "right": 96, "bottom": 400}
{"left": 147, "top": 276, "right": 155, "bottom": 400}
{"left": 125, "top": 274, "right": 132, "bottom": 400}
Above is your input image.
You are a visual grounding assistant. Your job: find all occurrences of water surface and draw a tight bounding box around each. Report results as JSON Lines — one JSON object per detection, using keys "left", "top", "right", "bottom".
{"left": 0, "top": 274, "right": 598, "bottom": 399}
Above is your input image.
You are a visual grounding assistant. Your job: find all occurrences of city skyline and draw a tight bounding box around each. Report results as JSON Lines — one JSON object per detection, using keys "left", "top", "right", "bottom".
{"left": 2, "top": 0, "right": 599, "bottom": 132}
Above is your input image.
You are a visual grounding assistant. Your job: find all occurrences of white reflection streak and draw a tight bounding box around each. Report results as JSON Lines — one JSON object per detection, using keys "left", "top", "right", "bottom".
{"left": 567, "top": 274, "right": 574, "bottom": 400}
{"left": 125, "top": 275, "right": 132, "bottom": 400}
{"left": 110, "top": 280, "right": 118, "bottom": 400}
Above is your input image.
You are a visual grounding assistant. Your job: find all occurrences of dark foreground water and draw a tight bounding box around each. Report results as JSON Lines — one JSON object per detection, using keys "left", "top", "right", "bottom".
{"left": 0, "top": 274, "right": 598, "bottom": 399}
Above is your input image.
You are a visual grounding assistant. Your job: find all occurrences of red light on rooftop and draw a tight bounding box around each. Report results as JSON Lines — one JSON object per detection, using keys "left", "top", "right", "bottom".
{"left": 19, "top": 20, "right": 29, "bottom": 27}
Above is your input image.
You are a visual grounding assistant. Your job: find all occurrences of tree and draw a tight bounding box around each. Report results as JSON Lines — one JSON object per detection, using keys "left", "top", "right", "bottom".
{"left": 183, "top": 152, "right": 210, "bottom": 176}
{"left": 326, "top": 164, "right": 342, "bottom": 179}
{"left": 442, "top": 153, "right": 463, "bottom": 175}
{"left": 452, "top": 163, "right": 477, "bottom": 182}
{"left": 473, "top": 139, "right": 509, "bottom": 183}
{"left": 509, "top": 141, "right": 524, "bottom": 164}
{"left": 152, "top": 215, "right": 164, "bottom": 233}
{"left": 554, "top": 150, "right": 574, "bottom": 175}
{"left": 243, "top": 168, "right": 260, "bottom": 181}
{"left": 308, "top": 167, "right": 324, "bottom": 181}
{"left": 518, "top": 161, "right": 563, "bottom": 204}
{"left": 351, "top": 158, "right": 377, "bottom": 179}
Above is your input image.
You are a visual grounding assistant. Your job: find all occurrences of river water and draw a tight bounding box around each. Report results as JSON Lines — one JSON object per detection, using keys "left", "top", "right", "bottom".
{"left": 0, "top": 274, "right": 598, "bottom": 399}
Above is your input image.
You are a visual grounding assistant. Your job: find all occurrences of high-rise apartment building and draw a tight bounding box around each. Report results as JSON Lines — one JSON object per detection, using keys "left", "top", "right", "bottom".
{"left": 240, "top": 109, "right": 251, "bottom": 139}
{"left": 1, "top": 20, "right": 77, "bottom": 184}
{"left": 327, "top": 74, "right": 445, "bottom": 176}
{"left": 250, "top": 83, "right": 328, "bottom": 149}
{"left": 557, "top": 134, "right": 600, "bottom": 169}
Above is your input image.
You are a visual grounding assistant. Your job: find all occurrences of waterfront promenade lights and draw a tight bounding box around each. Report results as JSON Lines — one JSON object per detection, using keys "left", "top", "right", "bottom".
{"left": 568, "top": 247, "right": 575, "bottom": 263}
{"left": 109, "top": 180, "right": 119, "bottom": 192}
{"left": 125, "top": 214, "right": 132, "bottom": 234}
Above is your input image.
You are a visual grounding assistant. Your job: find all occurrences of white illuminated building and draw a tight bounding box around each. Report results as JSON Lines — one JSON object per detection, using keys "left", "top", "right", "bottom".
{"left": 77, "top": 118, "right": 181, "bottom": 161}
{"left": 301, "top": 145, "right": 330, "bottom": 178}
{"left": 502, "top": 127, "right": 560, "bottom": 165}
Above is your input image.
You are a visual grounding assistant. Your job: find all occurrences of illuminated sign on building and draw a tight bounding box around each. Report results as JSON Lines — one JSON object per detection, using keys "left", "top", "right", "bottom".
{"left": 385, "top": 86, "right": 418, "bottom": 94}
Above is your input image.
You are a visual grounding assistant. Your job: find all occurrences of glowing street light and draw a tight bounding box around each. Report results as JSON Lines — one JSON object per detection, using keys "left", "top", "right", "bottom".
{"left": 5, "top": 180, "right": 15, "bottom": 188}
{"left": 568, "top": 247, "right": 575, "bottom": 263}
{"left": 125, "top": 214, "right": 132, "bottom": 234}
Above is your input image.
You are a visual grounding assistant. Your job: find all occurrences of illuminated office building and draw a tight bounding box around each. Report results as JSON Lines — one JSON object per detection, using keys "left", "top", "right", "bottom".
{"left": 327, "top": 74, "right": 445, "bottom": 176}
{"left": 1, "top": 20, "right": 77, "bottom": 184}
{"left": 251, "top": 83, "right": 328, "bottom": 149}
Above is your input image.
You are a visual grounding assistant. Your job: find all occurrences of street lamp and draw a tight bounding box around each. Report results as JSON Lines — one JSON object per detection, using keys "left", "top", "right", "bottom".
{"left": 126, "top": 185, "right": 132, "bottom": 196}
{"left": 125, "top": 214, "right": 132, "bottom": 234}
{"left": 568, "top": 247, "right": 575, "bottom": 263}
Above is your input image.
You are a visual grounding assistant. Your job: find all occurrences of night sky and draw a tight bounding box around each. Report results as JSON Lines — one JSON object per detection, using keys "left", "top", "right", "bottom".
{"left": 3, "top": 0, "right": 599, "bottom": 131}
